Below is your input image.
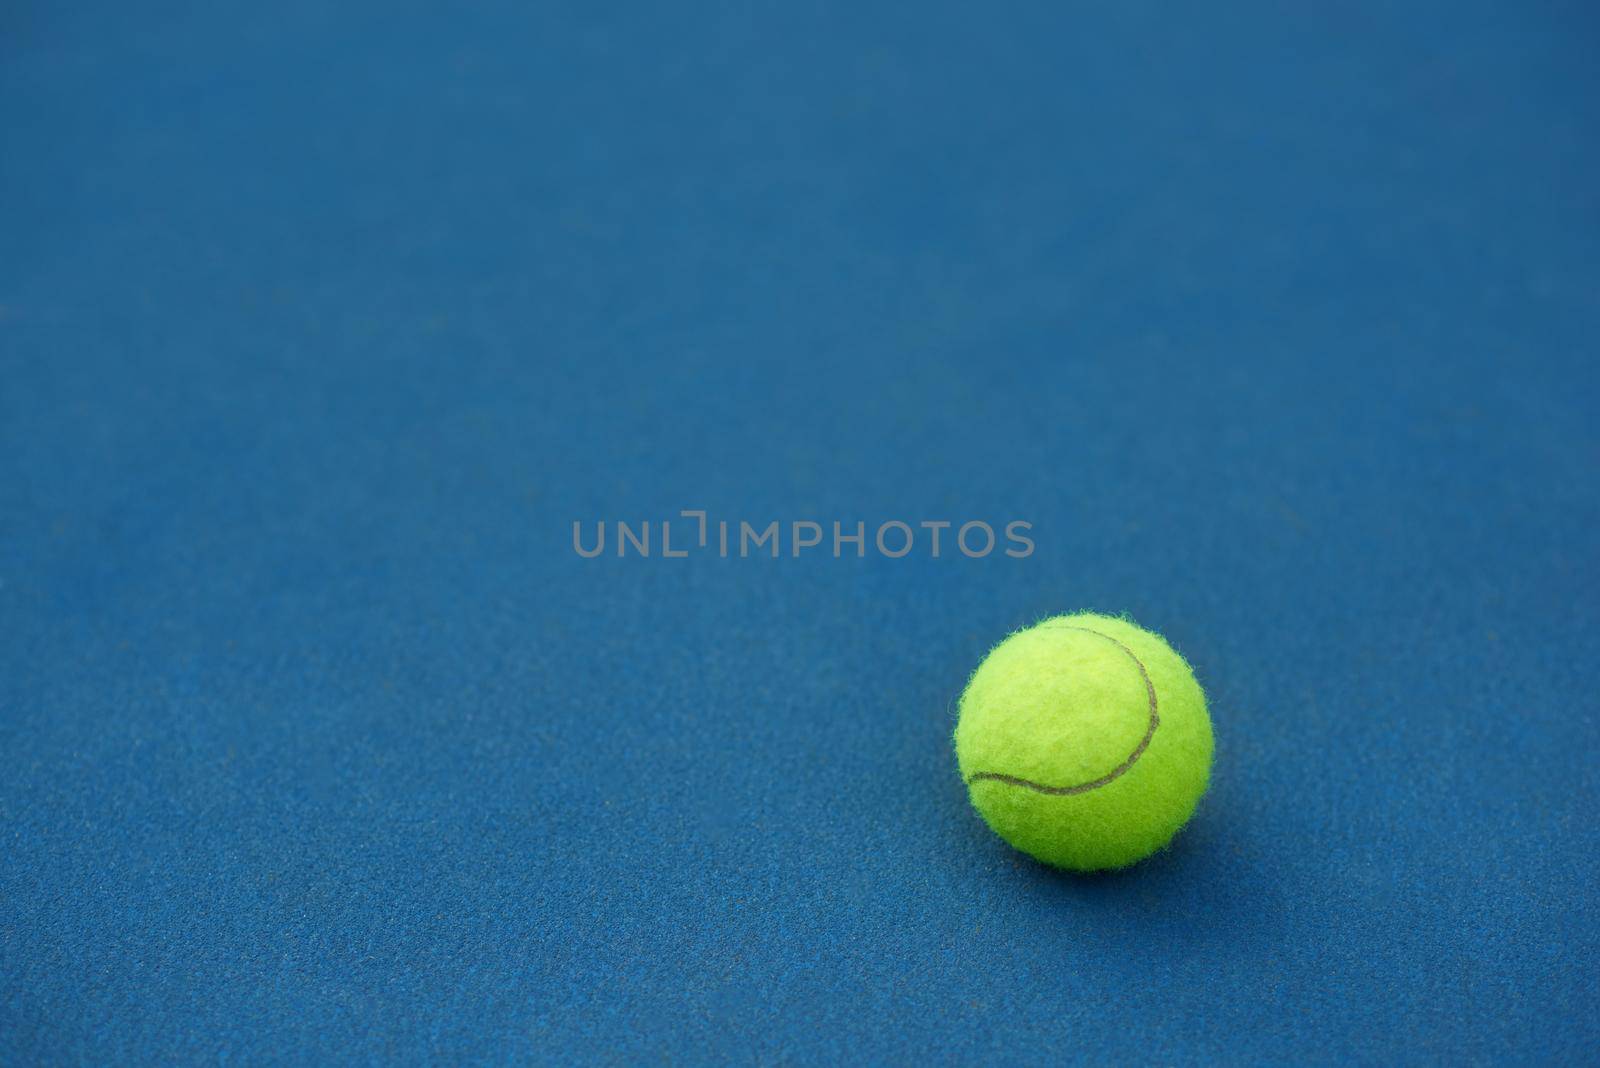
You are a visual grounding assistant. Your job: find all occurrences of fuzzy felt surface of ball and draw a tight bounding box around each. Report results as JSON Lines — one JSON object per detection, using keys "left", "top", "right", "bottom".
{"left": 955, "top": 613, "right": 1214, "bottom": 871}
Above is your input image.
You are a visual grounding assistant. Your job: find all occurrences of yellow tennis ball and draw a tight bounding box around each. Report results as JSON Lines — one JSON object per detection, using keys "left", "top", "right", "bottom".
{"left": 954, "top": 613, "right": 1214, "bottom": 871}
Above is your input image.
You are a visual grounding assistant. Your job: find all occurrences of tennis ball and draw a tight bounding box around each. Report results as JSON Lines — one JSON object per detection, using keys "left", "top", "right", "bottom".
{"left": 954, "top": 613, "right": 1213, "bottom": 871}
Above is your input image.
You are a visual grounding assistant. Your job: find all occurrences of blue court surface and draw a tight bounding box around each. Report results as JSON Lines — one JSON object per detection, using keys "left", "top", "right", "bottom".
{"left": 3, "top": 3, "right": 1597, "bottom": 1064}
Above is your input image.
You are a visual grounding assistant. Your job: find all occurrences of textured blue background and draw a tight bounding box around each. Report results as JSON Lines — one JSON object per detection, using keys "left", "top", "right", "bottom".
{"left": 3, "top": 2, "right": 1598, "bottom": 1064}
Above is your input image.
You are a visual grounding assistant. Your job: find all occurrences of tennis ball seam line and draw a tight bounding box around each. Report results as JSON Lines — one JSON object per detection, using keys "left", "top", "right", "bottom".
{"left": 965, "top": 625, "right": 1160, "bottom": 796}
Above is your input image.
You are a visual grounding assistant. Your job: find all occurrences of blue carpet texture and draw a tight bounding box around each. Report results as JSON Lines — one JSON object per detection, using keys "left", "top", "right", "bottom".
{"left": 3, "top": 2, "right": 1597, "bottom": 1063}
